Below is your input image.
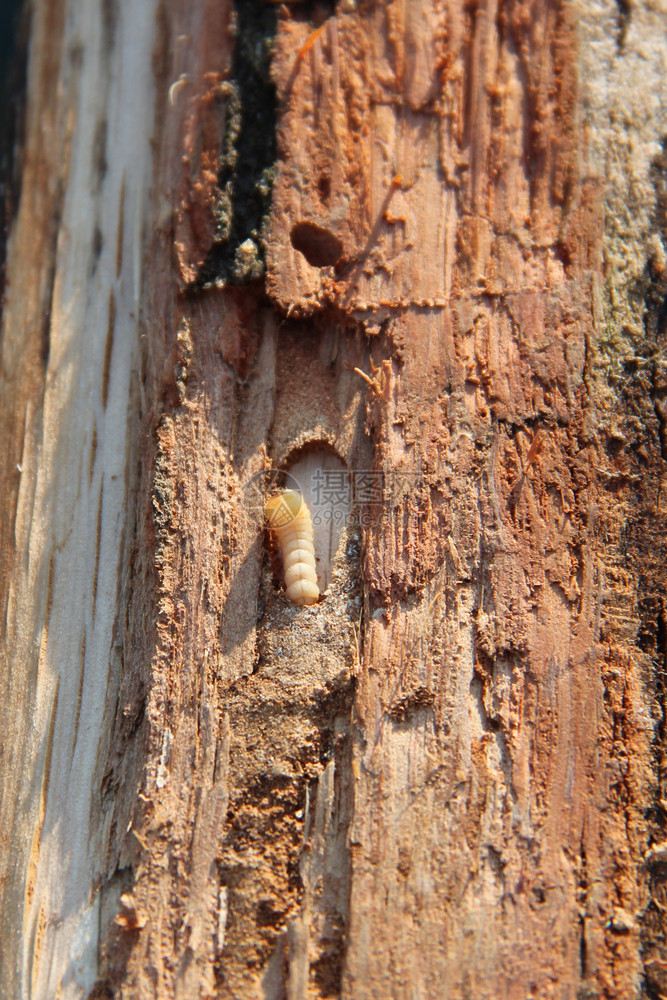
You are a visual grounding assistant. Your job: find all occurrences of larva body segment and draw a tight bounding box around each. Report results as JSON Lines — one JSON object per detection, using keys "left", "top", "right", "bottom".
{"left": 265, "top": 491, "right": 320, "bottom": 606}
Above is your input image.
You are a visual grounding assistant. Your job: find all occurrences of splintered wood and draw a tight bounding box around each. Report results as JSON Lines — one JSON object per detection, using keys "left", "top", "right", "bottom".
{"left": 3, "top": 1, "right": 664, "bottom": 999}
{"left": 264, "top": 3, "right": 657, "bottom": 1000}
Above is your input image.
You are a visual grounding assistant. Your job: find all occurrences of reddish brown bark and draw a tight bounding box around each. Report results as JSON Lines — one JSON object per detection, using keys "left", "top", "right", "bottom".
{"left": 99, "top": 1, "right": 666, "bottom": 997}
{"left": 1, "top": 1, "right": 665, "bottom": 999}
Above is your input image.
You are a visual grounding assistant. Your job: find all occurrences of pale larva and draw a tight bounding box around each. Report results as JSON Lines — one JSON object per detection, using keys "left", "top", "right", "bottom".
{"left": 265, "top": 490, "right": 319, "bottom": 606}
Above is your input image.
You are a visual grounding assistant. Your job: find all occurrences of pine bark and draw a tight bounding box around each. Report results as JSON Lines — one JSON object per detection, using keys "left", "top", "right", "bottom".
{"left": 1, "top": 1, "right": 666, "bottom": 999}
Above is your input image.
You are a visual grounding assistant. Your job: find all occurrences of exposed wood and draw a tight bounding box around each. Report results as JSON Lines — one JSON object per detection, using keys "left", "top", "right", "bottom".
{"left": 0, "top": 0, "right": 159, "bottom": 995}
{"left": 0, "top": 1, "right": 665, "bottom": 999}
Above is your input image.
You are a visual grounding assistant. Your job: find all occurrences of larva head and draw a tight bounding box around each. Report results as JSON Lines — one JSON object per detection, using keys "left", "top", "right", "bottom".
{"left": 265, "top": 490, "right": 307, "bottom": 529}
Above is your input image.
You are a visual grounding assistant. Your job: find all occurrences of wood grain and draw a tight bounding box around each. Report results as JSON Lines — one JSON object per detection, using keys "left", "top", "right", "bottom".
{"left": 0, "top": 0, "right": 665, "bottom": 998}
{"left": 0, "top": 0, "right": 159, "bottom": 995}
{"left": 265, "top": 2, "right": 663, "bottom": 998}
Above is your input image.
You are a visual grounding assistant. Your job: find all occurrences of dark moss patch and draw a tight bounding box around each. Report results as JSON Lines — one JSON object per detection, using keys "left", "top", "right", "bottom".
{"left": 196, "top": 0, "right": 277, "bottom": 288}
{"left": 0, "top": 0, "right": 28, "bottom": 309}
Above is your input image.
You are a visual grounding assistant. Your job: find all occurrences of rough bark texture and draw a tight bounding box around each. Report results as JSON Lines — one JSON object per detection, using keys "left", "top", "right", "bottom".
{"left": 0, "top": 1, "right": 666, "bottom": 999}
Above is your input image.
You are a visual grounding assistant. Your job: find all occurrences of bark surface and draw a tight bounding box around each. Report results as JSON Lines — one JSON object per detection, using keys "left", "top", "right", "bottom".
{"left": 0, "top": 1, "right": 666, "bottom": 999}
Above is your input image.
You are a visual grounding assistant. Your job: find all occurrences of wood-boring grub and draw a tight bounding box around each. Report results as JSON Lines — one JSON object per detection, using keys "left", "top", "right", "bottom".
{"left": 265, "top": 489, "right": 320, "bottom": 606}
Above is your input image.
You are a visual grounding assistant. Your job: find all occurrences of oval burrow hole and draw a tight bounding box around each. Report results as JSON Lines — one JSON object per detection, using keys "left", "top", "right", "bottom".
{"left": 290, "top": 221, "right": 343, "bottom": 268}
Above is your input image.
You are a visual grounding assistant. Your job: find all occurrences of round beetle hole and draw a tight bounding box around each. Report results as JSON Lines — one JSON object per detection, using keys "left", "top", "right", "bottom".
{"left": 290, "top": 221, "right": 343, "bottom": 268}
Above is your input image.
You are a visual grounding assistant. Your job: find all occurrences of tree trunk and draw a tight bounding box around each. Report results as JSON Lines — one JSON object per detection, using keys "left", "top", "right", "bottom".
{"left": 1, "top": 1, "right": 666, "bottom": 998}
